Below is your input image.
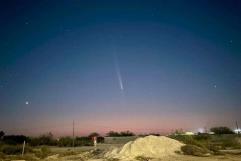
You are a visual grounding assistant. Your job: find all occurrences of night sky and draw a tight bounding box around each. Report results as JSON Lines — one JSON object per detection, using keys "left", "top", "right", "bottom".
{"left": 1, "top": 0, "right": 241, "bottom": 136}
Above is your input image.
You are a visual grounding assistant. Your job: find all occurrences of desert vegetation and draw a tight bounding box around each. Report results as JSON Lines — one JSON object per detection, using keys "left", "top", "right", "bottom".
{"left": 169, "top": 128, "right": 241, "bottom": 157}
{"left": 0, "top": 128, "right": 240, "bottom": 161}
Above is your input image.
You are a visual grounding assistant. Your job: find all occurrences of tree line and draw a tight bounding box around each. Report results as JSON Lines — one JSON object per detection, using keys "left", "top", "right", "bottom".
{"left": 0, "top": 131, "right": 104, "bottom": 147}
{"left": 0, "top": 127, "right": 236, "bottom": 147}
{"left": 0, "top": 130, "right": 135, "bottom": 147}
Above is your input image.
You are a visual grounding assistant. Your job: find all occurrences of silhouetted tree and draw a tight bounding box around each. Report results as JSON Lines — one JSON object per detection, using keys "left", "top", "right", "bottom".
{"left": 106, "top": 131, "right": 135, "bottom": 137}
{"left": 120, "top": 130, "right": 135, "bottom": 136}
{"left": 3, "top": 135, "right": 29, "bottom": 145}
{"left": 210, "top": 127, "right": 234, "bottom": 134}
{"left": 0, "top": 131, "right": 5, "bottom": 139}
{"left": 88, "top": 132, "right": 100, "bottom": 138}
{"left": 106, "top": 131, "right": 120, "bottom": 137}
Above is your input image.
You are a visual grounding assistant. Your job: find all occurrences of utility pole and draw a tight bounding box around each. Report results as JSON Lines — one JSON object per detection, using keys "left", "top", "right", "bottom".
{"left": 22, "top": 140, "right": 25, "bottom": 156}
{"left": 73, "top": 120, "right": 75, "bottom": 147}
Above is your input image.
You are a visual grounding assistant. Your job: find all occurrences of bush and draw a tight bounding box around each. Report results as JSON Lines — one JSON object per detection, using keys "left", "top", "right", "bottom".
{"left": 194, "top": 134, "right": 211, "bottom": 140}
{"left": 76, "top": 137, "right": 93, "bottom": 146}
{"left": 59, "top": 150, "right": 79, "bottom": 157}
{"left": 207, "top": 144, "right": 223, "bottom": 155}
{"left": 222, "top": 137, "right": 241, "bottom": 149}
{"left": 171, "top": 134, "right": 241, "bottom": 153}
{"left": 210, "top": 127, "right": 234, "bottom": 134}
{"left": 210, "top": 135, "right": 241, "bottom": 149}
{"left": 105, "top": 158, "right": 119, "bottom": 161}
{"left": 34, "top": 146, "right": 51, "bottom": 159}
{"left": 1, "top": 145, "right": 22, "bottom": 155}
{"left": 0, "top": 145, "right": 32, "bottom": 155}
{"left": 97, "top": 136, "right": 105, "bottom": 143}
{"left": 135, "top": 155, "right": 152, "bottom": 161}
{"left": 57, "top": 136, "right": 104, "bottom": 147}
{"left": 58, "top": 137, "right": 73, "bottom": 147}
{"left": 169, "top": 135, "right": 206, "bottom": 148}
{"left": 181, "top": 145, "right": 210, "bottom": 157}
{"left": 41, "top": 146, "right": 51, "bottom": 154}
{"left": 29, "top": 133, "right": 57, "bottom": 146}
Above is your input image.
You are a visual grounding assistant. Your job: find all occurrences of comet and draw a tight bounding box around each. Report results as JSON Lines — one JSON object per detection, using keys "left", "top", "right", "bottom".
{"left": 114, "top": 52, "right": 124, "bottom": 91}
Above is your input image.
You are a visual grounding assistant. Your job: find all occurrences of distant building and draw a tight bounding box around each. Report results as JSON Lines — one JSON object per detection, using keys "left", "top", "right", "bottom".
{"left": 234, "top": 128, "right": 241, "bottom": 134}
{"left": 184, "top": 132, "right": 194, "bottom": 135}
{"left": 208, "top": 132, "right": 215, "bottom": 135}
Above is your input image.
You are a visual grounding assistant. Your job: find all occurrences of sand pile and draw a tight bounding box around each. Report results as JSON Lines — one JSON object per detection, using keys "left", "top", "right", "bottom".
{"left": 105, "top": 135, "right": 184, "bottom": 159}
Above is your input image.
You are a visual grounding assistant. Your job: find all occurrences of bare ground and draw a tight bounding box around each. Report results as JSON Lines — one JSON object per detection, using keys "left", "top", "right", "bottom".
{"left": 42, "top": 153, "right": 241, "bottom": 161}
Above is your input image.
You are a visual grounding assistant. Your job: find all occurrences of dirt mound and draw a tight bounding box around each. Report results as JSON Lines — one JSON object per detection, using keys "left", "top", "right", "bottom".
{"left": 105, "top": 135, "right": 184, "bottom": 159}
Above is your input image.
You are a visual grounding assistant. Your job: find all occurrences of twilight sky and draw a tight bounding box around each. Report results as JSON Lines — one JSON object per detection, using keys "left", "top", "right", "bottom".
{"left": 0, "top": 0, "right": 241, "bottom": 136}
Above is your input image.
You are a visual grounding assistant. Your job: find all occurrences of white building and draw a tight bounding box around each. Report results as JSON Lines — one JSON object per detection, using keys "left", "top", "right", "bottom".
{"left": 234, "top": 128, "right": 241, "bottom": 134}
{"left": 184, "top": 131, "right": 195, "bottom": 135}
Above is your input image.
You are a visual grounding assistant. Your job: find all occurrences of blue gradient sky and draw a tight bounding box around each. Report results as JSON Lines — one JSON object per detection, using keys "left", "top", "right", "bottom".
{"left": 0, "top": 0, "right": 241, "bottom": 136}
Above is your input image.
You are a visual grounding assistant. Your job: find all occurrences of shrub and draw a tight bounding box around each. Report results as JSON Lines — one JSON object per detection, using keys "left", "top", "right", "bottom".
{"left": 0, "top": 145, "right": 32, "bottom": 155}
{"left": 135, "top": 155, "right": 152, "bottom": 161}
{"left": 59, "top": 150, "right": 78, "bottom": 157}
{"left": 97, "top": 136, "right": 105, "bottom": 143}
{"left": 0, "top": 153, "right": 38, "bottom": 161}
{"left": 105, "top": 157, "right": 119, "bottom": 161}
{"left": 29, "top": 133, "right": 57, "bottom": 146}
{"left": 174, "top": 129, "right": 185, "bottom": 135}
{"left": 207, "top": 144, "right": 223, "bottom": 155}
{"left": 34, "top": 146, "right": 52, "bottom": 159}
{"left": 221, "top": 137, "right": 241, "bottom": 149}
{"left": 1, "top": 145, "right": 22, "bottom": 155}
{"left": 57, "top": 136, "right": 104, "bottom": 147}
{"left": 169, "top": 135, "right": 206, "bottom": 148}
{"left": 181, "top": 145, "right": 210, "bottom": 157}
{"left": 41, "top": 146, "right": 51, "bottom": 154}
{"left": 86, "top": 149, "right": 104, "bottom": 159}
{"left": 58, "top": 137, "right": 73, "bottom": 147}
{"left": 210, "top": 135, "right": 241, "bottom": 149}
{"left": 76, "top": 137, "right": 93, "bottom": 146}
{"left": 194, "top": 134, "right": 211, "bottom": 140}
